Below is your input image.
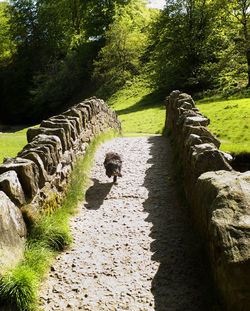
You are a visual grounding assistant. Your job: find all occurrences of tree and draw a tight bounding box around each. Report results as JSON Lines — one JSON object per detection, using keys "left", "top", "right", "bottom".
{"left": 149, "top": 0, "right": 228, "bottom": 93}
{"left": 0, "top": 1, "right": 15, "bottom": 66}
{"left": 0, "top": 0, "right": 133, "bottom": 123}
{"left": 80, "top": 0, "right": 132, "bottom": 38}
{"left": 216, "top": 0, "right": 250, "bottom": 87}
{"left": 92, "top": 0, "right": 153, "bottom": 94}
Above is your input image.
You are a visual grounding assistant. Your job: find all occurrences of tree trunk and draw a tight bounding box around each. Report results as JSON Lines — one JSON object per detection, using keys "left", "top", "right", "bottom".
{"left": 241, "top": 2, "right": 250, "bottom": 87}
{"left": 246, "top": 49, "right": 250, "bottom": 87}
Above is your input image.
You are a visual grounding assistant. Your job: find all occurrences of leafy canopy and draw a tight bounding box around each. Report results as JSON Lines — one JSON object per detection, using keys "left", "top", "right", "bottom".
{"left": 93, "top": 0, "right": 156, "bottom": 94}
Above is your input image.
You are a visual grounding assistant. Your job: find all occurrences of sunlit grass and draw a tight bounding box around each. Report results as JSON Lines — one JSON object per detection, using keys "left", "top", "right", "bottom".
{"left": 0, "top": 132, "right": 27, "bottom": 163}
{"left": 106, "top": 77, "right": 166, "bottom": 134}
{"left": 0, "top": 126, "right": 39, "bottom": 163}
{"left": 118, "top": 107, "right": 165, "bottom": 134}
{"left": 196, "top": 98, "right": 250, "bottom": 153}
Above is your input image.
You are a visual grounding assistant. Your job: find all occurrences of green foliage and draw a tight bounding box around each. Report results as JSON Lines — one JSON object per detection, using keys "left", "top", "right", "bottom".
{"left": 0, "top": 1, "right": 16, "bottom": 66}
{"left": 196, "top": 97, "right": 250, "bottom": 153}
{"left": 150, "top": 0, "right": 227, "bottom": 92}
{"left": 1, "top": 0, "right": 250, "bottom": 126}
{"left": 93, "top": 0, "right": 154, "bottom": 95}
{"left": 29, "top": 40, "right": 100, "bottom": 120}
{"left": 79, "top": 0, "right": 132, "bottom": 38}
{"left": 42, "top": 193, "right": 61, "bottom": 217}
{"left": 215, "top": 0, "right": 250, "bottom": 86}
{"left": 146, "top": 0, "right": 250, "bottom": 95}
{"left": 23, "top": 244, "right": 53, "bottom": 278}
{"left": 0, "top": 0, "right": 131, "bottom": 124}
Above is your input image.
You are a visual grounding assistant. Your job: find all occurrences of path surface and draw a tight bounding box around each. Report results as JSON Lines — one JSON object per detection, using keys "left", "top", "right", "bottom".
{"left": 39, "top": 136, "right": 214, "bottom": 311}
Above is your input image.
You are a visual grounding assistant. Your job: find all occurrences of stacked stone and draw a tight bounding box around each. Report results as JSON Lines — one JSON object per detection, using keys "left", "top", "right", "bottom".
{"left": 165, "top": 90, "right": 250, "bottom": 311}
{"left": 0, "top": 97, "right": 121, "bottom": 272}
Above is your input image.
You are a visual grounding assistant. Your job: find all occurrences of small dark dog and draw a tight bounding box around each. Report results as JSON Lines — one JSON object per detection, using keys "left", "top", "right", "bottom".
{"left": 104, "top": 152, "right": 122, "bottom": 183}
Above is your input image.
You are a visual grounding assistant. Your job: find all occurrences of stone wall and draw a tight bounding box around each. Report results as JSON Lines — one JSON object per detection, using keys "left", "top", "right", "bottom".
{"left": 165, "top": 90, "right": 250, "bottom": 311}
{"left": 0, "top": 97, "right": 121, "bottom": 272}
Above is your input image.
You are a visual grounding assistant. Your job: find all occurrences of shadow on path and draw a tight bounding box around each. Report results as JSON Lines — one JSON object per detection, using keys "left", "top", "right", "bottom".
{"left": 85, "top": 178, "right": 113, "bottom": 210}
{"left": 143, "top": 136, "right": 219, "bottom": 311}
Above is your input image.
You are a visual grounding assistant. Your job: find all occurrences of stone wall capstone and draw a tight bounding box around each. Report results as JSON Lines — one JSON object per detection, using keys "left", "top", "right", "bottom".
{"left": 0, "top": 97, "right": 121, "bottom": 272}
{"left": 165, "top": 90, "right": 250, "bottom": 311}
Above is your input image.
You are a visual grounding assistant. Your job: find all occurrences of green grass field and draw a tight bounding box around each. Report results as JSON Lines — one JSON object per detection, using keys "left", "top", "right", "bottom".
{"left": 196, "top": 98, "right": 250, "bottom": 153}
{"left": 0, "top": 128, "right": 29, "bottom": 163}
{"left": 106, "top": 78, "right": 166, "bottom": 134}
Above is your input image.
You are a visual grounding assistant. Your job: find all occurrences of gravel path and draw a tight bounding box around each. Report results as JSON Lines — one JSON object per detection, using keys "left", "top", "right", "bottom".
{"left": 39, "top": 136, "right": 215, "bottom": 311}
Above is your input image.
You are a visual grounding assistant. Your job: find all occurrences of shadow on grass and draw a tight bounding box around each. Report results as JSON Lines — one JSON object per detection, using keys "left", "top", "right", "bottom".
{"left": 114, "top": 90, "right": 165, "bottom": 116}
{"left": 0, "top": 125, "right": 28, "bottom": 133}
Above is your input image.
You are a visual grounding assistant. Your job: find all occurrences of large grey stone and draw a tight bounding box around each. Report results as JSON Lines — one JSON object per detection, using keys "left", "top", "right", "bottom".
{"left": 76, "top": 102, "right": 92, "bottom": 120}
{"left": 0, "top": 191, "right": 26, "bottom": 272}
{"left": 0, "top": 157, "right": 39, "bottom": 201}
{"left": 182, "top": 125, "right": 220, "bottom": 148}
{"left": 193, "top": 170, "right": 250, "bottom": 311}
{"left": 27, "top": 127, "right": 68, "bottom": 152}
{"left": 20, "top": 151, "right": 48, "bottom": 187}
{"left": 190, "top": 143, "right": 232, "bottom": 175}
{"left": 184, "top": 115, "right": 210, "bottom": 127}
{"left": 0, "top": 171, "right": 26, "bottom": 206}
{"left": 48, "top": 117, "right": 78, "bottom": 141}
{"left": 185, "top": 134, "right": 202, "bottom": 148}
{"left": 31, "top": 134, "right": 62, "bottom": 164}
{"left": 19, "top": 145, "right": 56, "bottom": 175}
{"left": 62, "top": 108, "right": 84, "bottom": 132}
{"left": 41, "top": 120, "right": 73, "bottom": 149}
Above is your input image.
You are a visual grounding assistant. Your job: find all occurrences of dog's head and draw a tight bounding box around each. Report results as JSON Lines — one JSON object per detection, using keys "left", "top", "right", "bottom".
{"left": 105, "top": 161, "right": 122, "bottom": 178}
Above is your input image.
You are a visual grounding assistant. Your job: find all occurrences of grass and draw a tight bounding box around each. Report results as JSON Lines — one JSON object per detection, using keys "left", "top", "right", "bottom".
{"left": 0, "top": 130, "right": 119, "bottom": 311}
{"left": 0, "top": 128, "right": 29, "bottom": 163}
{"left": 106, "top": 77, "right": 166, "bottom": 134}
{"left": 0, "top": 125, "right": 39, "bottom": 163}
{"left": 196, "top": 97, "right": 250, "bottom": 154}
{"left": 104, "top": 76, "right": 249, "bottom": 153}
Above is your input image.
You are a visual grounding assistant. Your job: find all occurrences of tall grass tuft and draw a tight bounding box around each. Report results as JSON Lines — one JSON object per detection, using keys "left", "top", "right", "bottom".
{"left": 0, "top": 266, "right": 38, "bottom": 311}
{"left": 0, "top": 129, "right": 119, "bottom": 310}
{"left": 28, "top": 216, "right": 72, "bottom": 251}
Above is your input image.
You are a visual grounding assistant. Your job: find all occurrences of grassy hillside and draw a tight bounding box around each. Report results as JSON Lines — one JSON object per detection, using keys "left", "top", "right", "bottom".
{"left": 196, "top": 98, "right": 250, "bottom": 153}
{"left": 1, "top": 82, "right": 249, "bottom": 163}
{"left": 106, "top": 77, "right": 166, "bottom": 134}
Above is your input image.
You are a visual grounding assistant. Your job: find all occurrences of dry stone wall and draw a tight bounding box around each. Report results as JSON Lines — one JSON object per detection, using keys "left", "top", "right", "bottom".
{"left": 165, "top": 90, "right": 250, "bottom": 311}
{"left": 0, "top": 97, "right": 121, "bottom": 272}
